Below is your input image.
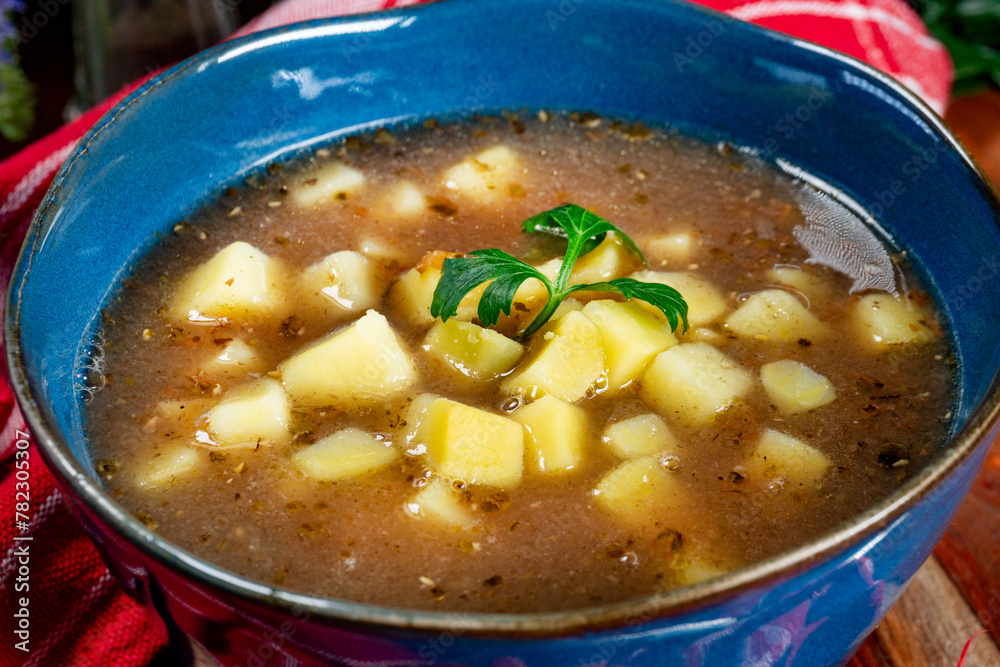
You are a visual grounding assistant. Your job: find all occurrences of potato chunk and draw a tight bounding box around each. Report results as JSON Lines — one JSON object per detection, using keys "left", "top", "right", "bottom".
{"left": 725, "top": 289, "right": 827, "bottom": 341}
{"left": 630, "top": 270, "right": 727, "bottom": 326}
{"left": 418, "top": 398, "right": 523, "bottom": 487}
{"left": 688, "top": 327, "right": 724, "bottom": 345}
{"left": 280, "top": 310, "right": 416, "bottom": 407}
{"left": 388, "top": 267, "right": 439, "bottom": 327}
{"left": 376, "top": 181, "right": 427, "bottom": 220}
{"left": 358, "top": 236, "right": 419, "bottom": 268}
{"left": 302, "top": 250, "right": 383, "bottom": 316}
{"left": 645, "top": 231, "right": 696, "bottom": 264}
{"left": 602, "top": 413, "right": 676, "bottom": 459}
{"left": 551, "top": 298, "right": 584, "bottom": 319}
{"left": 205, "top": 339, "right": 260, "bottom": 377}
{"left": 388, "top": 267, "right": 479, "bottom": 327}
{"left": 290, "top": 162, "right": 365, "bottom": 207}
{"left": 171, "top": 242, "right": 285, "bottom": 323}
{"left": 674, "top": 553, "right": 729, "bottom": 586}
{"left": 852, "top": 293, "right": 935, "bottom": 347}
{"left": 207, "top": 378, "right": 291, "bottom": 447}
{"left": 405, "top": 478, "right": 476, "bottom": 529}
{"left": 582, "top": 299, "right": 678, "bottom": 390}
{"left": 292, "top": 427, "right": 397, "bottom": 481}
{"left": 640, "top": 342, "right": 752, "bottom": 425}
{"left": 593, "top": 457, "right": 684, "bottom": 525}
{"left": 134, "top": 446, "right": 203, "bottom": 489}
{"left": 749, "top": 429, "right": 829, "bottom": 487}
{"left": 501, "top": 311, "right": 604, "bottom": 402}
{"left": 765, "top": 266, "right": 830, "bottom": 300}
{"left": 423, "top": 319, "right": 523, "bottom": 381}
{"left": 511, "top": 395, "right": 588, "bottom": 473}
{"left": 399, "top": 393, "right": 441, "bottom": 448}
{"left": 442, "top": 145, "right": 521, "bottom": 201}
{"left": 760, "top": 360, "right": 836, "bottom": 414}
{"left": 571, "top": 233, "right": 642, "bottom": 283}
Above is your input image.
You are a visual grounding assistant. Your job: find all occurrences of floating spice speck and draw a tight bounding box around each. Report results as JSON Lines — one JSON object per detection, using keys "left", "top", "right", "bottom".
{"left": 95, "top": 459, "right": 118, "bottom": 479}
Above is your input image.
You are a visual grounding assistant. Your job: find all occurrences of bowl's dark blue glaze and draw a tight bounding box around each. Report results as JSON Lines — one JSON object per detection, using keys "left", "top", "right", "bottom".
{"left": 6, "top": 0, "right": 1000, "bottom": 665}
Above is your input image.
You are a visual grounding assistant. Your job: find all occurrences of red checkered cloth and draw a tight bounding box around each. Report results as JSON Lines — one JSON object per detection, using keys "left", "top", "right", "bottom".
{"left": 0, "top": 0, "right": 951, "bottom": 665}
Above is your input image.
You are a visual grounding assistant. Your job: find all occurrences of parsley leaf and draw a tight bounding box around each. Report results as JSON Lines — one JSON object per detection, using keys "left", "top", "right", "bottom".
{"left": 566, "top": 278, "right": 688, "bottom": 332}
{"left": 0, "top": 63, "right": 35, "bottom": 143}
{"left": 913, "top": 0, "right": 1000, "bottom": 95}
{"left": 430, "top": 204, "right": 689, "bottom": 338}
{"left": 523, "top": 203, "right": 645, "bottom": 277}
{"left": 431, "top": 249, "right": 551, "bottom": 326}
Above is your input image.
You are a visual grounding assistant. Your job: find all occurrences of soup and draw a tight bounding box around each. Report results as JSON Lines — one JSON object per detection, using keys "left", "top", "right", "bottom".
{"left": 84, "top": 113, "right": 955, "bottom": 613}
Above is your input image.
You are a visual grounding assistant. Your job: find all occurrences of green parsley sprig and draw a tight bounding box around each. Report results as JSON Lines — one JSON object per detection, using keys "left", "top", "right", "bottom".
{"left": 914, "top": 0, "right": 1000, "bottom": 95}
{"left": 430, "top": 204, "right": 689, "bottom": 338}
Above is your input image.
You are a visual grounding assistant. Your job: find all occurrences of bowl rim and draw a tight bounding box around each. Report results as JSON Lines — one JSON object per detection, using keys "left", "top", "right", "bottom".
{"left": 6, "top": 0, "right": 1000, "bottom": 638}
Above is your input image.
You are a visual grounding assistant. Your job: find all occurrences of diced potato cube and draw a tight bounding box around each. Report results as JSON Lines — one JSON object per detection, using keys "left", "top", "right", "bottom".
{"left": 290, "top": 162, "right": 365, "bottom": 207}
{"left": 749, "top": 429, "right": 829, "bottom": 487}
{"left": 571, "top": 233, "right": 642, "bottom": 284}
{"left": 280, "top": 310, "right": 416, "bottom": 407}
{"left": 501, "top": 311, "right": 604, "bottom": 402}
{"left": 674, "top": 553, "right": 729, "bottom": 586}
{"left": 418, "top": 398, "right": 523, "bottom": 487}
{"left": 640, "top": 342, "right": 752, "bottom": 425}
{"left": 358, "top": 236, "right": 419, "bottom": 268}
{"left": 170, "top": 242, "right": 285, "bottom": 323}
{"left": 423, "top": 320, "right": 523, "bottom": 380}
{"left": 534, "top": 233, "right": 641, "bottom": 289}
{"left": 292, "top": 427, "right": 397, "bottom": 481}
{"left": 852, "top": 293, "right": 935, "bottom": 347}
{"left": 551, "top": 298, "right": 583, "bottom": 319}
{"left": 511, "top": 394, "right": 588, "bottom": 473}
{"left": 630, "top": 270, "right": 727, "bottom": 327}
{"left": 442, "top": 145, "right": 522, "bottom": 201}
{"left": 206, "top": 378, "right": 291, "bottom": 447}
{"left": 388, "top": 267, "right": 479, "bottom": 327}
{"left": 405, "top": 478, "right": 476, "bottom": 529}
{"left": 760, "top": 360, "right": 836, "bottom": 414}
{"left": 399, "top": 393, "right": 441, "bottom": 450}
{"left": 134, "top": 446, "right": 203, "bottom": 489}
{"left": 514, "top": 261, "right": 567, "bottom": 324}
{"left": 376, "top": 181, "right": 427, "bottom": 220}
{"left": 645, "top": 231, "right": 696, "bottom": 264}
{"left": 602, "top": 413, "right": 676, "bottom": 459}
{"left": 725, "top": 289, "right": 827, "bottom": 342}
{"left": 593, "top": 456, "right": 684, "bottom": 525}
{"left": 535, "top": 258, "right": 562, "bottom": 282}
{"left": 510, "top": 278, "right": 550, "bottom": 314}
{"left": 206, "top": 339, "right": 259, "bottom": 376}
{"left": 765, "top": 266, "right": 831, "bottom": 299}
{"left": 685, "top": 327, "right": 724, "bottom": 345}
{"left": 388, "top": 267, "right": 438, "bottom": 327}
{"left": 302, "top": 250, "right": 382, "bottom": 315}
{"left": 582, "top": 299, "right": 678, "bottom": 390}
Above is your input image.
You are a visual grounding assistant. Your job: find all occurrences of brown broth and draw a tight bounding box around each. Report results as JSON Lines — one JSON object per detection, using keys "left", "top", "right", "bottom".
{"left": 85, "top": 113, "right": 956, "bottom": 612}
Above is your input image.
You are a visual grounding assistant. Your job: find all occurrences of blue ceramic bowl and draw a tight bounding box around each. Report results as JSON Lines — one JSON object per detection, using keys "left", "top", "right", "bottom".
{"left": 7, "top": 0, "right": 1000, "bottom": 665}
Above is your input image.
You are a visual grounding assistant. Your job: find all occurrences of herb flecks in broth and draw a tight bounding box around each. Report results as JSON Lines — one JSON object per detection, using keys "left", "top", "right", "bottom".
{"left": 431, "top": 203, "right": 689, "bottom": 337}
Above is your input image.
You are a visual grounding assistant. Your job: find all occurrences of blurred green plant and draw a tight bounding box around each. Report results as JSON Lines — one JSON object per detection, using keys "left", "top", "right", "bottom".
{"left": 913, "top": 0, "right": 1000, "bottom": 96}
{"left": 1, "top": 0, "right": 34, "bottom": 142}
{"left": 0, "top": 61, "right": 33, "bottom": 141}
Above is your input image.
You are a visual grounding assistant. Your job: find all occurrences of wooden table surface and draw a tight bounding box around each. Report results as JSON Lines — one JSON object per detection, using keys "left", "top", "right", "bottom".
{"left": 848, "top": 89, "right": 1000, "bottom": 667}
